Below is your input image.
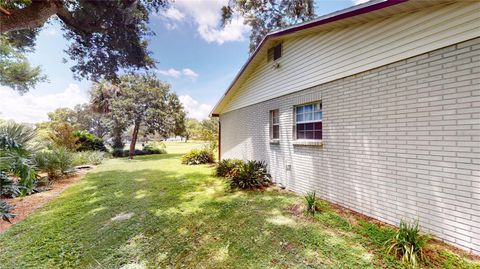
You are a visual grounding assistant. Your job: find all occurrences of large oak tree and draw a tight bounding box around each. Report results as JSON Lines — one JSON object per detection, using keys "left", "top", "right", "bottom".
{"left": 108, "top": 73, "right": 185, "bottom": 159}
{"left": 221, "top": 0, "right": 315, "bottom": 53}
{"left": 0, "top": 0, "right": 168, "bottom": 92}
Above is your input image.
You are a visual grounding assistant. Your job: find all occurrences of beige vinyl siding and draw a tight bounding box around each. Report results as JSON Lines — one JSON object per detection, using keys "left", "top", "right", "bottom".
{"left": 222, "top": 1, "right": 480, "bottom": 113}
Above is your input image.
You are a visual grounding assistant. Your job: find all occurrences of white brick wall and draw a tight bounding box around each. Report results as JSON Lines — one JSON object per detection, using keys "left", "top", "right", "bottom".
{"left": 219, "top": 38, "right": 480, "bottom": 254}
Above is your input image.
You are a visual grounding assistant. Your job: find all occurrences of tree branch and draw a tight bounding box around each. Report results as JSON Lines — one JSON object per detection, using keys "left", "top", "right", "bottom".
{"left": 55, "top": 4, "right": 105, "bottom": 34}
{"left": 0, "top": 0, "right": 108, "bottom": 34}
{"left": 0, "top": 0, "right": 58, "bottom": 33}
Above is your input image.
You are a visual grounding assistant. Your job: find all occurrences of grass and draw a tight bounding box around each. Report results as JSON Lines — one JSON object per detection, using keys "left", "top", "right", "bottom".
{"left": 0, "top": 141, "right": 478, "bottom": 268}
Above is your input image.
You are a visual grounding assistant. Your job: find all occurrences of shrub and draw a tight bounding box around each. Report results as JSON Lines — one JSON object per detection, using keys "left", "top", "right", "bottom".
{"left": 74, "top": 131, "right": 107, "bottom": 152}
{"left": 230, "top": 160, "right": 272, "bottom": 190}
{"left": 34, "top": 147, "right": 74, "bottom": 179}
{"left": 49, "top": 122, "right": 78, "bottom": 150}
{"left": 216, "top": 159, "right": 243, "bottom": 177}
{"left": 0, "top": 172, "right": 20, "bottom": 198}
{"left": 385, "top": 219, "right": 431, "bottom": 267}
{"left": 0, "top": 122, "right": 38, "bottom": 195}
{"left": 72, "top": 151, "right": 105, "bottom": 166}
{"left": 111, "top": 148, "right": 166, "bottom": 158}
{"left": 181, "top": 148, "right": 215, "bottom": 165}
{"left": 143, "top": 141, "right": 166, "bottom": 153}
{"left": 111, "top": 148, "right": 124, "bottom": 158}
{"left": 0, "top": 200, "right": 15, "bottom": 223}
{"left": 305, "top": 191, "right": 317, "bottom": 216}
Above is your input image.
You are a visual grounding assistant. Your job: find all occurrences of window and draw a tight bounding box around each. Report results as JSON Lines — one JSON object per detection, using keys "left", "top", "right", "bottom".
{"left": 295, "top": 102, "right": 322, "bottom": 140}
{"left": 267, "top": 43, "right": 282, "bottom": 62}
{"left": 270, "top": 109, "right": 280, "bottom": 140}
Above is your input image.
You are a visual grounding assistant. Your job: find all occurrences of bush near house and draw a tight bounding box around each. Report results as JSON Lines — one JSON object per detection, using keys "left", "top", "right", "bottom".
{"left": 215, "top": 159, "right": 244, "bottom": 177}
{"left": 215, "top": 159, "right": 273, "bottom": 190}
{"left": 181, "top": 148, "right": 215, "bottom": 165}
{"left": 229, "top": 160, "right": 272, "bottom": 190}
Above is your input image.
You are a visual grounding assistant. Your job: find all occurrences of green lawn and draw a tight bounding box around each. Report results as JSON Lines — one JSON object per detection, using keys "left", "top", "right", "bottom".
{"left": 0, "top": 141, "right": 478, "bottom": 268}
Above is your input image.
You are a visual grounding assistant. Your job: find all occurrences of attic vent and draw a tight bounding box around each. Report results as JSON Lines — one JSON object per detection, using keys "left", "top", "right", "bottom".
{"left": 267, "top": 43, "right": 282, "bottom": 62}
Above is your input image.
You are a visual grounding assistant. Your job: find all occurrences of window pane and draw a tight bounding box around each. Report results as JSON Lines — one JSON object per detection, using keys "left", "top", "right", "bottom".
{"left": 304, "top": 104, "right": 313, "bottom": 113}
{"left": 305, "top": 123, "right": 314, "bottom": 131}
{"left": 296, "top": 106, "right": 303, "bottom": 114}
{"left": 297, "top": 124, "right": 305, "bottom": 131}
{"left": 305, "top": 131, "right": 314, "bottom": 139}
{"left": 314, "top": 131, "right": 322, "bottom": 140}
{"left": 297, "top": 130, "right": 305, "bottom": 139}
{"left": 272, "top": 126, "right": 279, "bottom": 139}
{"left": 273, "top": 43, "right": 282, "bottom": 60}
{"left": 314, "top": 112, "right": 322, "bottom": 120}
{"left": 305, "top": 113, "right": 312, "bottom": 121}
{"left": 314, "top": 122, "right": 322, "bottom": 130}
{"left": 296, "top": 114, "right": 304, "bottom": 122}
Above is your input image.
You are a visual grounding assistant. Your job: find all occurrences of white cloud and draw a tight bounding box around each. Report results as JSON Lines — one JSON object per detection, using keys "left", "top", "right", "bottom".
{"left": 179, "top": 95, "right": 213, "bottom": 121}
{"left": 156, "top": 68, "right": 199, "bottom": 79}
{"left": 161, "top": 7, "right": 186, "bottom": 21}
{"left": 352, "top": 0, "right": 370, "bottom": 5}
{"left": 156, "top": 68, "right": 182, "bottom": 78}
{"left": 182, "top": 68, "right": 199, "bottom": 79}
{"left": 156, "top": 7, "right": 186, "bottom": 29}
{"left": 159, "top": 0, "right": 250, "bottom": 44}
{"left": 0, "top": 84, "right": 87, "bottom": 123}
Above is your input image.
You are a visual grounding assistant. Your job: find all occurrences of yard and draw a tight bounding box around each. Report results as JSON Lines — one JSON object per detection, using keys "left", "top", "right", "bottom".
{"left": 0, "top": 142, "right": 478, "bottom": 268}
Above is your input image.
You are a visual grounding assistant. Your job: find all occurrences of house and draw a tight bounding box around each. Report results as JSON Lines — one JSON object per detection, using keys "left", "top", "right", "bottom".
{"left": 211, "top": 0, "right": 480, "bottom": 254}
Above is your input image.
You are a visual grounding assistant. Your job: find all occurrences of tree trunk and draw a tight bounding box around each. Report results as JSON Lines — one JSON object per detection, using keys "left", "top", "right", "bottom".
{"left": 129, "top": 121, "right": 140, "bottom": 159}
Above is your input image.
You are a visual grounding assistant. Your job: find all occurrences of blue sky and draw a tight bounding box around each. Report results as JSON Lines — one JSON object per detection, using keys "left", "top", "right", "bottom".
{"left": 0, "top": 0, "right": 359, "bottom": 123}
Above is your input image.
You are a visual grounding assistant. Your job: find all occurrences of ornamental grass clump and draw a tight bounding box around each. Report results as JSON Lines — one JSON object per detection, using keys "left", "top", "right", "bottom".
{"left": 385, "top": 219, "right": 431, "bottom": 268}
{"left": 304, "top": 191, "right": 318, "bottom": 216}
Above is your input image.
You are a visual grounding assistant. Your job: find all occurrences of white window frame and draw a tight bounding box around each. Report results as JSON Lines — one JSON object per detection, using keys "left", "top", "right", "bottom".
{"left": 293, "top": 102, "right": 322, "bottom": 141}
{"left": 270, "top": 109, "right": 280, "bottom": 141}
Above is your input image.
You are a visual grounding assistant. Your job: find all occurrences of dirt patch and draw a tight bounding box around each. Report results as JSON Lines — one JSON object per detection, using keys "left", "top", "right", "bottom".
{"left": 111, "top": 212, "right": 134, "bottom": 222}
{"left": 0, "top": 169, "right": 90, "bottom": 233}
{"left": 286, "top": 203, "right": 304, "bottom": 217}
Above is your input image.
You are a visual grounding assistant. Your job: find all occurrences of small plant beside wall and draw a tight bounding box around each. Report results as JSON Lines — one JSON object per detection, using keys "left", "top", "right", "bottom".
{"left": 304, "top": 191, "right": 318, "bottom": 216}
{"left": 181, "top": 148, "right": 215, "bottom": 165}
{"left": 385, "top": 219, "right": 431, "bottom": 268}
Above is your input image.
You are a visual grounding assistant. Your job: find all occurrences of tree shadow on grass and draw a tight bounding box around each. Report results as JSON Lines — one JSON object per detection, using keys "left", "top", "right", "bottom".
{"left": 0, "top": 163, "right": 383, "bottom": 269}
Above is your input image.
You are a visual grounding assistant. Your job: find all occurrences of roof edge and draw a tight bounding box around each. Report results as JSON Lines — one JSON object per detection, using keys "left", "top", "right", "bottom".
{"left": 211, "top": 0, "right": 409, "bottom": 116}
